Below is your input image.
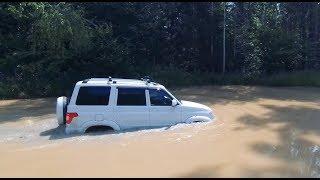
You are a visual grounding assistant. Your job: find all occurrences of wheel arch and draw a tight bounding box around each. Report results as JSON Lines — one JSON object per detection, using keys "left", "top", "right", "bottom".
{"left": 81, "top": 120, "right": 121, "bottom": 133}
{"left": 185, "top": 115, "right": 212, "bottom": 123}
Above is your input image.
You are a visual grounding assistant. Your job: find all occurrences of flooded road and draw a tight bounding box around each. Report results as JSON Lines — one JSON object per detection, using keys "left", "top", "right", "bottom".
{"left": 0, "top": 86, "right": 320, "bottom": 177}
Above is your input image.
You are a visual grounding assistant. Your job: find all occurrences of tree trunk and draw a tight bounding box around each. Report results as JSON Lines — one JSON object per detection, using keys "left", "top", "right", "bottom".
{"left": 222, "top": 2, "right": 226, "bottom": 74}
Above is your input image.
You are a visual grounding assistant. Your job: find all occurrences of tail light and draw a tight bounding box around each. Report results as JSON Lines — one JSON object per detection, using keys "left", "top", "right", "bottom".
{"left": 66, "top": 112, "right": 78, "bottom": 124}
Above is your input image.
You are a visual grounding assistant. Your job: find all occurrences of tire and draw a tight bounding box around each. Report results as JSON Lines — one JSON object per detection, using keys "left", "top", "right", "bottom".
{"left": 56, "top": 96, "right": 67, "bottom": 125}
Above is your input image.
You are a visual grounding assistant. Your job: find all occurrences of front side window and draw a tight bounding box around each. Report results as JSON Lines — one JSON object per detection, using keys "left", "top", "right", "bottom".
{"left": 149, "top": 88, "right": 173, "bottom": 106}
{"left": 76, "top": 86, "right": 111, "bottom": 105}
{"left": 117, "top": 88, "right": 146, "bottom": 106}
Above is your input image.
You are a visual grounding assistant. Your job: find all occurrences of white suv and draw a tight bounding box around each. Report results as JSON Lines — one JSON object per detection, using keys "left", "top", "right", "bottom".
{"left": 56, "top": 77, "right": 215, "bottom": 134}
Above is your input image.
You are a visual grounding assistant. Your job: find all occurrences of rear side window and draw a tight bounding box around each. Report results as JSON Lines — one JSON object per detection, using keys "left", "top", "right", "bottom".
{"left": 76, "top": 86, "right": 111, "bottom": 105}
{"left": 117, "top": 88, "right": 146, "bottom": 106}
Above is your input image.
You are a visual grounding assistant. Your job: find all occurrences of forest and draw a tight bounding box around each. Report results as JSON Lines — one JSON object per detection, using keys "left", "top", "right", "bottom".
{"left": 0, "top": 2, "right": 320, "bottom": 98}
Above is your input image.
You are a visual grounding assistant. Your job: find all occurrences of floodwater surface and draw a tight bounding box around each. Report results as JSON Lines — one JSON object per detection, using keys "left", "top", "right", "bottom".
{"left": 0, "top": 86, "right": 320, "bottom": 177}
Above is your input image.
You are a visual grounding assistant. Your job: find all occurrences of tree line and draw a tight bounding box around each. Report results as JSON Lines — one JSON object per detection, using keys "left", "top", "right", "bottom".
{"left": 0, "top": 2, "right": 319, "bottom": 98}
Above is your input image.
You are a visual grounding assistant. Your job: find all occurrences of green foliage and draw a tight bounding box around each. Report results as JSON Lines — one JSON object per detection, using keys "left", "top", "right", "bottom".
{"left": 259, "top": 71, "right": 320, "bottom": 87}
{"left": 0, "top": 2, "right": 319, "bottom": 99}
{"left": 259, "top": 28, "right": 303, "bottom": 74}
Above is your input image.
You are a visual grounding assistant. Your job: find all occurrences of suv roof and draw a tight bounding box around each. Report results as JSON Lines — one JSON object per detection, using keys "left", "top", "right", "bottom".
{"left": 75, "top": 78, "right": 164, "bottom": 88}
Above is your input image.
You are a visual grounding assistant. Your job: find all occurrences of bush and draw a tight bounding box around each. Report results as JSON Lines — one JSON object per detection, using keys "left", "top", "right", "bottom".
{"left": 1, "top": 67, "right": 320, "bottom": 100}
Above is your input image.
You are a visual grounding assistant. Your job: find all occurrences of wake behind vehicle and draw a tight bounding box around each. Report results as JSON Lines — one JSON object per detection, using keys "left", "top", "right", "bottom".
{"left": 56, "top": 77, "right": 215, "bottom": 134}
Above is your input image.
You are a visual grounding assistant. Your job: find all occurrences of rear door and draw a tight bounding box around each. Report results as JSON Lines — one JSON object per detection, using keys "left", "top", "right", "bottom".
{"left": 113, "top": 87, "right": 149, "bottom": 129}
{"left": 69, "top": 86, "right": 112, "bottom": 127}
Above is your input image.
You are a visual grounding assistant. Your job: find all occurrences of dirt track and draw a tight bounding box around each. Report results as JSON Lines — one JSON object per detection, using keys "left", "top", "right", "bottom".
{"left": 0, "top": 86, "right": 320, "bottom": 177}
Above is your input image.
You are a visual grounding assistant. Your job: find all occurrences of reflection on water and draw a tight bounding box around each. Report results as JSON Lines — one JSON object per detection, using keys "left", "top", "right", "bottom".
{"left": 290, "top": 139, "right": 320, "bottom": 177}
{"left": 254, "top": 129, "right": 320, "bottom": 177}
{"left": 308, "top": 145, "right": 320, "bottom": 177}
{"left": 293, "top": 143, "right": 320, "bottom": 177}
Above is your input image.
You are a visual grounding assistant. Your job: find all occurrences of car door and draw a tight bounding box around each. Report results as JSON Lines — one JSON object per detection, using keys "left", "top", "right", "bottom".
{"left": 70, "top": 85, "right": 112, "bottom": 127}
{"left": 148, "top": 88, "right": 181, "bottom": 127}
{"left": 113, "top": 87, "right": 149, "bottom": 130}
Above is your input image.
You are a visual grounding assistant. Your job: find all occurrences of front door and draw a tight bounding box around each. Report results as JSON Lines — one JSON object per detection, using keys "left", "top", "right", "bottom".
{"left": 114, "top": 87, "right": 149, "bottom": 130}
{"left": 148, "top": 88, "right": 181, "bottom": 127}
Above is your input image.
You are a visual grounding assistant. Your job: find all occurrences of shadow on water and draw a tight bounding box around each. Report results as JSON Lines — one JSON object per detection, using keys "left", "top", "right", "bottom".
{"left": 178, "top": 163, "right": 308, "bottom": 178}
{"left": 236, "top": 104, "right": 320, "bottom": 177}
{"left": 177, "top": 164, "right": 223, "bottom": 178}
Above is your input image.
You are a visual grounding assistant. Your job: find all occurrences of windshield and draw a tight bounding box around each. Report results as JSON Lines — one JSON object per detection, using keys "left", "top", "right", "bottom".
{"left": 163, "top": 88, "right": 181, "bottom": 104}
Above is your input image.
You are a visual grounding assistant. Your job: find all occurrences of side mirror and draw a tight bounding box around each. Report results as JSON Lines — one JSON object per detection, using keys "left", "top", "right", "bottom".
{"left": 172, "top": 99, "right": 178, "bottom": 107}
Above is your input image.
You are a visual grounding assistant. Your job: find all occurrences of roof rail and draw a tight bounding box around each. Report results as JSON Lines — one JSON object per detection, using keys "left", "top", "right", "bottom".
{"left": 141, "top": 76, "right": 155, "bottom": 84}
{"left": 82, "top": 79, "right": 90, "bottom": 83}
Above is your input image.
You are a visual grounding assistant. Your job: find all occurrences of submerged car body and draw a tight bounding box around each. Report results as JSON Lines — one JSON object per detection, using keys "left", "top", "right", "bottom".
{"left": 56, "top": 77, "right": 215, "bottom": 134}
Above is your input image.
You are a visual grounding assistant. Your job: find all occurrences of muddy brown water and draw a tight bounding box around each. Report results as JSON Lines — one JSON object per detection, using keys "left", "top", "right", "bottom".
{"left": 0, "top": 85, "right": 320, "bottom": 177}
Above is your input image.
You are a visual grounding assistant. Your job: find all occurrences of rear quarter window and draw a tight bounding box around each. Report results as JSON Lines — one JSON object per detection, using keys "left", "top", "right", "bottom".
{"left": 76, "top": 86, "right": 111, "bottom": 105}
